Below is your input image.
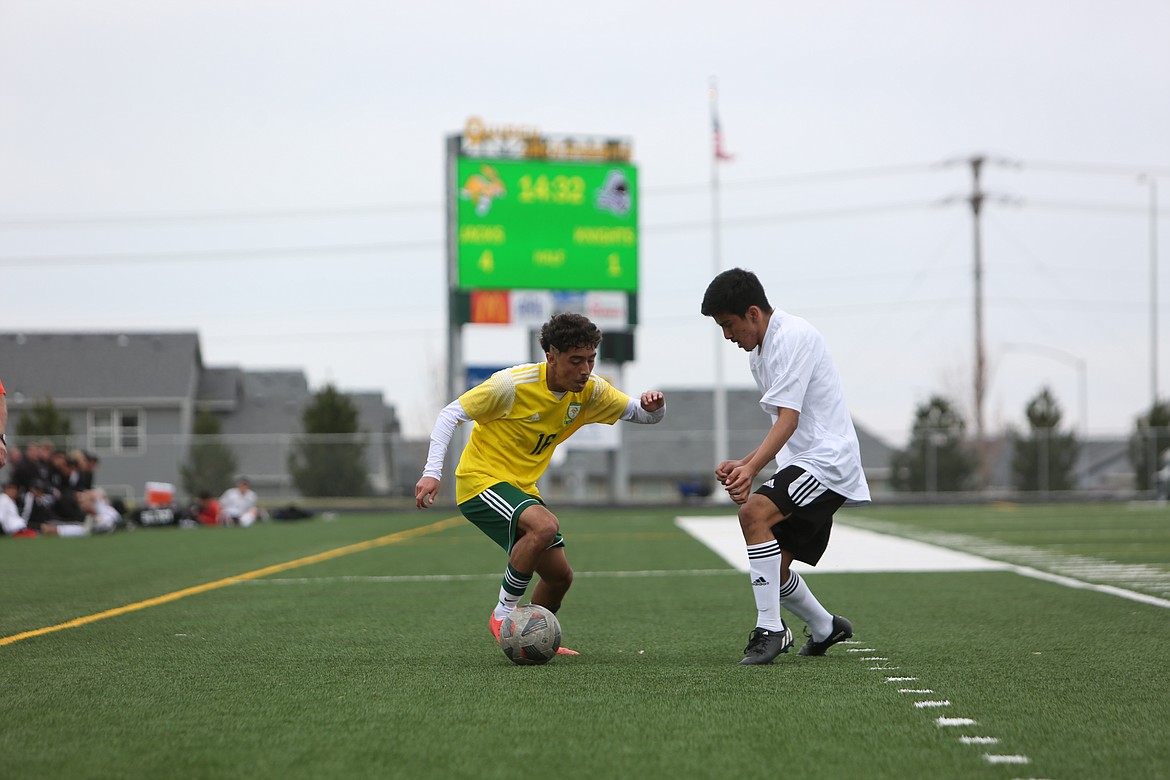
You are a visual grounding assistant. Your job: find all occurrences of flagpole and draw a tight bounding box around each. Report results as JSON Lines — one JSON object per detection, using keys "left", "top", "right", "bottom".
{"left": 710, "top": 79, "right": 729, "bottom": 473}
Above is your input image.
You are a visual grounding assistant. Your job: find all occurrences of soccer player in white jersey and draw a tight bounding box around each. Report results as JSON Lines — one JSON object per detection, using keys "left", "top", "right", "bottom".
{"left": 702, "top": 268, "right": 871, "bottom": 665}
{"left": 415, "top": 313, "right": 666, "bottom": 656}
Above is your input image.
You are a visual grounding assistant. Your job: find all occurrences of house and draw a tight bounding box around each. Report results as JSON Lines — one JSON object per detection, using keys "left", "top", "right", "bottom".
{"left": 0, "top": 332, "right": 398, "bottom": 501}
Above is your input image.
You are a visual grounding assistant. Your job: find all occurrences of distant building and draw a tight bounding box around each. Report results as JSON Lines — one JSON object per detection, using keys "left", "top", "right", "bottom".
{"left": 0, "top": 332, "right": 399, "bottom": 501}
{"left": 393, "top": 387, "right": 895, "bottom": 503}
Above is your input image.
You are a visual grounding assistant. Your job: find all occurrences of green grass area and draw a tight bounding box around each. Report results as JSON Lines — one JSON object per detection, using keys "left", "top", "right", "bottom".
{"left": 2, "top": 504, "right": 1168, "bottom": 779}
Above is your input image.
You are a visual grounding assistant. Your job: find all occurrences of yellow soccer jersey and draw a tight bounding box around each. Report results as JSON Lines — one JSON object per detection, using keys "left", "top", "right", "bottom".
{"left": 454, "top": 362, "right": 631, "bottom": 503}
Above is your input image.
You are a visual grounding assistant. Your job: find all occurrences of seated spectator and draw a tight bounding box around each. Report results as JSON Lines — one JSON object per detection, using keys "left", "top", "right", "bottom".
{"left": 20, "top": 480, "right": 56, "bottom": 532}
{"left": 69, "top": 449, "right": 99, "bottom": 491}
{"left": 41, "top": 489, "right": 122, "bottom": 537}
{"left": 193, "top": 491, "right": 222, "bottom": 526}
{"left": 13, "top": 440, "right": 50, "bottom": 494}
{"left": 219, "top": 476, "right": 261, "bottom": 527}
{"left": 1, "top": 481, "right": 37, "bottom": 537}
{"left": 48, "top": 452, "right": 85, "bottom": 523}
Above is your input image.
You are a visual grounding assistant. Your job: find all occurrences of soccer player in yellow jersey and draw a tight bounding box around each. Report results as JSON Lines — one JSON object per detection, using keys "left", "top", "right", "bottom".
{"left": 415, "top": 313, "right": 666, "bottom": 656}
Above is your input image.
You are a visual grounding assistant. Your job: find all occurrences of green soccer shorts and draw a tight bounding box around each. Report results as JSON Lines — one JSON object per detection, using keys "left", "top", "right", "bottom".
{"left": 458, "top": 482, "right": 564, "bottom": 553}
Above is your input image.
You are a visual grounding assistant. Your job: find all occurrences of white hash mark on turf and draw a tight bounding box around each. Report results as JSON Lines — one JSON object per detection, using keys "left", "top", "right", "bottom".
{"left": 869, "top": 666, "right": 899, "bottom": 670}
{"left": 898, "top": 689, "right": 934, "bottom": 694}
{"left": 937, "top": 717, "right": 977, "bottom": 726}
{"left": 959, "top": 736, "right": 1000, "bottom": 745}
{"left": 885, "top": 677, "right": 917, "bottom": 682}
{"left": 983, "top": 754, "right": 1030, "bottom": 764}
{"left": 860, "top": 657, "right": 888, "bottom": 661}
{"left": 914, "top": 700, "right": 951, "bottom": 708}
{"left": 847, "top": 647, "right": 877, "bottom": 652}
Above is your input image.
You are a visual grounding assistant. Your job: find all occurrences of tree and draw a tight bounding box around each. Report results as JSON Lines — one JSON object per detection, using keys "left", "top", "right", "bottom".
{"left": 890, "top": 395, "right": 978, "bottom": 492}
{"left": 288, "top": 384, "right": 369, "bottom": 497}
{"left": 180, "top": 409, "right": 238, "bottom": 498}
{"left": 1129, "top": 400, "right": 1170, "bottom": 492}
{"left": 1008, "top": 387, "right": 1079, "bottom": 492}
{"left": 15, "top": 396, "right": 73, "bottom": 448}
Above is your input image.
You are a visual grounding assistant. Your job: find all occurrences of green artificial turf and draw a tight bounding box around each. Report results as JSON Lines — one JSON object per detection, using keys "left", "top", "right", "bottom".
{"left": 1, "top": 504, "right": 1167, "bottom": 779}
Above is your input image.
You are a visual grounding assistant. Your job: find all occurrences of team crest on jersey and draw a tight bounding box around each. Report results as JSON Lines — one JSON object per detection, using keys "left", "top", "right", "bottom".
{"left": 563, "top": 403, "right": 582, "bottom": 426}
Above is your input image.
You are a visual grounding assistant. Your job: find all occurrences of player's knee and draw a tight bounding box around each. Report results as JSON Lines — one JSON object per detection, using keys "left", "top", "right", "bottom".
{"left": 738, "top": 500, "right": 776, "bottom": 536}
{"left": 526, "top": 513, "right": 560, "bottom": 545}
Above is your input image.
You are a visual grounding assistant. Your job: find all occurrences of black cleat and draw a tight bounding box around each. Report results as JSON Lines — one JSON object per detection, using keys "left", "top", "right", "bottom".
{"left": 798, "top": 615, "right": 854, "bottom": 656}
{"left": 739, "top": 626, "right": 794, "bottom": 665}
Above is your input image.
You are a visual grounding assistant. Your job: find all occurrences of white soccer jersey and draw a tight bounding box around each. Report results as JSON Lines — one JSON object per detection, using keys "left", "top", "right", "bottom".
{"left": 749, "top": 310, "right": 871, "bottom": 502}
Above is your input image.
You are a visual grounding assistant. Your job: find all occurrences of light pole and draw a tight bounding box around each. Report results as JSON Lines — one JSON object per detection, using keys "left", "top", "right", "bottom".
{"left": 1139, "top": 174, "right": 1160, "bottom": 409}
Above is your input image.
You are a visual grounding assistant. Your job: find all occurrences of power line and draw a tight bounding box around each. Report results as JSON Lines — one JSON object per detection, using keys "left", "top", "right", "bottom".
{"left": 0, "top": 200, "right": 951, "bottom": 267}
{"left": 0, "top": 161, "right": 951, "bottom": 227}
{"left": 1006, "top": 159, "right": 1170, "bottom": 178}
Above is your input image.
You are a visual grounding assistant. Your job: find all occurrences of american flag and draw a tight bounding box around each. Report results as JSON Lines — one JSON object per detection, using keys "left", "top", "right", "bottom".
{"left": 710, "top": 83, "right": 734, "bottom": 161}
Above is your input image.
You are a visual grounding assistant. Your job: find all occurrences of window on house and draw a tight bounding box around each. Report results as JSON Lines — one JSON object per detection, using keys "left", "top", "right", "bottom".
{"left": 89, "top": 408, "right": 145, "bottom": 454}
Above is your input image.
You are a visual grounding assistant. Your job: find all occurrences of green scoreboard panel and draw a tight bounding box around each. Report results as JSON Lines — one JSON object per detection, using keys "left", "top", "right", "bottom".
{"left": 455, "top": 157, "right": 638, "bottom": 292}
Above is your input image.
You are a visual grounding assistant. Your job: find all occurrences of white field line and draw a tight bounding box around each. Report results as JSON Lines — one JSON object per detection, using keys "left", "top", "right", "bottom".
{"left": 845, "top": 515, "right": 1170, "bottom": 606}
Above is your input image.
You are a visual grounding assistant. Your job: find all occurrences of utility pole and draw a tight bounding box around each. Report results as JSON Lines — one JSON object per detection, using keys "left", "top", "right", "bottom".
{"left": 710, "top": 80, "right": 730, "bottom": 471}
{"left": 1147, "top": 176, "right": 1160, "bottom": 408}
{"left": 969, "top": 156, "right": 987, "bottom": 484}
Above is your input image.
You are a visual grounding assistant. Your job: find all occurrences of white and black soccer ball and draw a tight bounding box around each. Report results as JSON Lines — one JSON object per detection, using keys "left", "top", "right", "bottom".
{"left": 499, "top": 604, "right": 562, "bottom": 665}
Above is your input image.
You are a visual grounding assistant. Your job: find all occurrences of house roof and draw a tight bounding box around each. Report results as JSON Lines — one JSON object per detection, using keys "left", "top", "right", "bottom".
{"left": 196, "top": 367, "right": 242, "bottom": 408}
{"left": 0, "top": 332, "right": 201, "bottom": 403}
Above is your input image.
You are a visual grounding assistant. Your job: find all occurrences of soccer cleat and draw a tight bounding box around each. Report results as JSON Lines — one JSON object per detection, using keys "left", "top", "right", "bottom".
{"left": 488, "top": 610, "right": 504, "bottom": 643}
{"left": 739, "top": 625, "right": 793, "bottom": 665}
{"left": 798, "top": 615, "right": 854, "bottom": 656}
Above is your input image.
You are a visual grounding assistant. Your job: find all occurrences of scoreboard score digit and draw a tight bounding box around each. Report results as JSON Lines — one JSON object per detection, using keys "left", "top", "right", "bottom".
{"left": 454, "top": 157, "right": 638, "bottom": 292}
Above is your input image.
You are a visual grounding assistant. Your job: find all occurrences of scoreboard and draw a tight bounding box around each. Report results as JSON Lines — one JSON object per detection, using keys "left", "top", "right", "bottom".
{"left": 454, "top": 157, "right": 638, "bottom": 292}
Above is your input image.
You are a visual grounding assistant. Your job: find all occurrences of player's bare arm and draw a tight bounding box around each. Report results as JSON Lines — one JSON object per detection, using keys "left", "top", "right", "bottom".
{"left": 723, "top": 408, "right": 800, "bottom": 503}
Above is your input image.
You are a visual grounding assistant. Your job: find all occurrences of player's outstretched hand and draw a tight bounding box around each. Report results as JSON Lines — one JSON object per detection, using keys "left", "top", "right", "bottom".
{"left": 415, "top": 476, "right": 440, "bottom": 509}
{"left": 640, "top": 391, "right": 665, "bottom": 412}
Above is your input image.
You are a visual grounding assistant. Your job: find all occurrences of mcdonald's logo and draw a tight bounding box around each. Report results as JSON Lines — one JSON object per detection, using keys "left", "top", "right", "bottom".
{"left": 470, "top": 290, "right": 511, "bottom": 324}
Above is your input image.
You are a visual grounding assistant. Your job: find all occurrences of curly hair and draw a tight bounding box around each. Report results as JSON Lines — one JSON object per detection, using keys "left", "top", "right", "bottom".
{"left": 539, "top": 313, "right": 602, "bottom": 353}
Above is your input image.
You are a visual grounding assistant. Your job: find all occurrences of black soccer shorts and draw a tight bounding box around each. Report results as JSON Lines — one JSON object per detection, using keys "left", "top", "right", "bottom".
{"left": 755, "top": 465, "right": 846, "bottom": 566}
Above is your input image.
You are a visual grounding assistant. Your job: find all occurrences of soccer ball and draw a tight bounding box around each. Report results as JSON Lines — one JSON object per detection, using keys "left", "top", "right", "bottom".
{"left": 499, "top": 605, "right": 562, "bottom": 665}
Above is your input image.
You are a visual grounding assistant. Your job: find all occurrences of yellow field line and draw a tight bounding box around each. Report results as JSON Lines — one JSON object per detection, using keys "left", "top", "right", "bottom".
{"left": 0, "top": 515, "right": 465, "bottom": 648}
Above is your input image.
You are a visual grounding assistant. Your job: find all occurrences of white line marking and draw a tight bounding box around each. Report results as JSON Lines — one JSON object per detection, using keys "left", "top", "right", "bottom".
{"left": 860, "top": 657, "right": 888, "bottom": 661}
{"left": 869, "top": 666, "right": 899, "bottom": 670}
{"left": 984, "top": 754, "right": 1030, "bottom": 764}
{"left": 678, "top": 514, "right": 1170, "bottom": 607}
{"left": 847, "top": 648, "right": 877, "bottom": 652}
{"left": 885, "top": 677, "right": 918, "bottom": 682}
{"left": 914, "top": 700, "right": 951, "bottom": 708}
{"left": 675, "top": 517, "right": 1007, "bottom": 572}
{"left": 1005, "top": 563, "right": 1170, "bottom": 609}
{"left": 898, "top": 689, "right": 934, "bottom": 694}
{"left": 844, "top": 516, "right": 1170, "bottom": 608}
{"left": 937, "top": 717, "right": 977, "bottom": 726}
{"left": 959, "top": 736, "right": 1000, "bottom": 745}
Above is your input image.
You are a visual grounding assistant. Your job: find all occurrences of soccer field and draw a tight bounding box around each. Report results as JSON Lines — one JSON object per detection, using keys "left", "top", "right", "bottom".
{"left": 2, "top": 503, "right": 1168, "bottom": 779}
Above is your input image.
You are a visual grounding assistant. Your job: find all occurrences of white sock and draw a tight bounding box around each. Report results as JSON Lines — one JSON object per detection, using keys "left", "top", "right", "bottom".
{"left": 746, "top": 540, "right": 785, "bottom": 632}
{"left": 778, "top": 571, "right": 833, "bottom": 640}
{"left": 492, "top": 565, "right": 531, "bottom": 621}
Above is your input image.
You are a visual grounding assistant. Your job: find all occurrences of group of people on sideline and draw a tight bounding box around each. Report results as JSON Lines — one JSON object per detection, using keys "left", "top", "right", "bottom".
{"left": 1, "top": 377, "right": 264, "bottom": 538}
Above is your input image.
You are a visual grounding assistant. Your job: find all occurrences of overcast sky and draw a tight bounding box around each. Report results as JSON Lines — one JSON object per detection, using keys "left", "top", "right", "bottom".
{"left": 2, "top": 1, "right": 1168, "bottom": 444}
